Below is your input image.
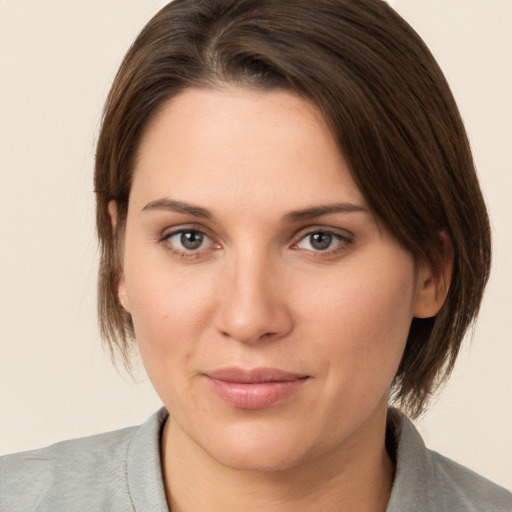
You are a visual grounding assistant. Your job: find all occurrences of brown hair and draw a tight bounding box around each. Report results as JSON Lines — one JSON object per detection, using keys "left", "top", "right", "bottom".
{"left": 95, "top": 0, "right": 491, "bottom": 418}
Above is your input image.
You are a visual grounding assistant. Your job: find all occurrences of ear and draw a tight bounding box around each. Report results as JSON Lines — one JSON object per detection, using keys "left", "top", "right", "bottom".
{"left": 413, "top": 232, "right": 453, "bottom": 319}
{"left": 108, "top": 199, "right": 118, "bottom": 230}
{"left": 108, "top": 200, "right": 131, "bottom": 313}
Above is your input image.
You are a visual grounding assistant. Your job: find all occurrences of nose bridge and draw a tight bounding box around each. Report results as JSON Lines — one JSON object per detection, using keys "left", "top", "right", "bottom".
{"left": 215, "top": 244, "right": 291, "bottom": 343}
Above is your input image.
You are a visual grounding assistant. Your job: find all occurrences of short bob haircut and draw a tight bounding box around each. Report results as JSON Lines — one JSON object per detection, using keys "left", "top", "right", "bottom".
{"left": 95, "top": 0, "right": 491, "bottom": 418}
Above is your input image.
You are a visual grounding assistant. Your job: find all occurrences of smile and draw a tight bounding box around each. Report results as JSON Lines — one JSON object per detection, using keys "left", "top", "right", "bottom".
{"left": 204, "top": 367, "right": 310, "bottom": 410}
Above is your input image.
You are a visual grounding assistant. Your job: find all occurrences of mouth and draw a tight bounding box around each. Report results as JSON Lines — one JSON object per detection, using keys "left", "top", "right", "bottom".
{"left": 203, "top": 367, "right": 310, "bottom": 410}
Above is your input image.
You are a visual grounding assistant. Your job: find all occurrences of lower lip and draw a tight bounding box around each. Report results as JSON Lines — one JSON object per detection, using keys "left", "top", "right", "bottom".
{"left": 206, "top": 377, "right": 308, "bottom": 410}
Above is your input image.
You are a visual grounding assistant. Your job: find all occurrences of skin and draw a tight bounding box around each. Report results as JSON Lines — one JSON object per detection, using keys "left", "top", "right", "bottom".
{"left": 114, "top": 86, "right": 449, "bottom": 511}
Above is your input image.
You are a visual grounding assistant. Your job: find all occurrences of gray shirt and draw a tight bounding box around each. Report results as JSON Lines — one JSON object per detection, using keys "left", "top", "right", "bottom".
{"left": 1, "top": 408, "right": 510, "bottom": 511}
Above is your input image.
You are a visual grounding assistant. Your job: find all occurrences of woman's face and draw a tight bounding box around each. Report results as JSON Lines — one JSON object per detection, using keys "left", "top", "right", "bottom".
{"left": 118, "top": 86, "right": 434, "bottom": 471}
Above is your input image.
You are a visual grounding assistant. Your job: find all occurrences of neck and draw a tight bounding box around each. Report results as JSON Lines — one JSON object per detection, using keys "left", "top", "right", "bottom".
{"left": 161, "top": 408, "right": 393, "bottom": 512}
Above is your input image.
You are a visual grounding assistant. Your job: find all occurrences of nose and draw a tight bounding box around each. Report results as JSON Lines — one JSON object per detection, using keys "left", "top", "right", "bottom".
{"left": 214, "top": 251, "right": 294, "bottom": 344}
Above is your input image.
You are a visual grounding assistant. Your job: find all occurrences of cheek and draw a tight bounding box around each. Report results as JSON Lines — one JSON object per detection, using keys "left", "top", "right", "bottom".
{"left": 126, "top": 270, "right": 218, "bottom": 409}
{"left": 123, "top": 247, "right": 217, "bottom": 371}
{"left": 298, "top": 253, "right": 416, "bottom": 391}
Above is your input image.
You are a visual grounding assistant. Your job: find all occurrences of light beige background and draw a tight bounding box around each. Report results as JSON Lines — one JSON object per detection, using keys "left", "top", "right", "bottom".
{"left": 0, "top": 0, "right": 511, "bottom": 489}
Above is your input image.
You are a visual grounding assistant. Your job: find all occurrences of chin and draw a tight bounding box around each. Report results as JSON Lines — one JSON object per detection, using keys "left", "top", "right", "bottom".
{"left": 213, "top": 443, "right": 308, "bottom": 473}
{"left": 199, "top": 422, "right": 316, "bottom": 473}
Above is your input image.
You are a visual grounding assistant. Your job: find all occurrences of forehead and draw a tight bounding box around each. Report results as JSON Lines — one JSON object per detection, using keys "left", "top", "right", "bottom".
{"left": 131, "top": 86, "right": 366, "bottom": 215}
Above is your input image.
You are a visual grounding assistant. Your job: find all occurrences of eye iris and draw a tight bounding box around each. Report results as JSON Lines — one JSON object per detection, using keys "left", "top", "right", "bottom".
{"left": 310, "top": 232, "right": 332, "bottom": 250}
{"left": 180, "top": 231, "right": 203, "bottom": 250}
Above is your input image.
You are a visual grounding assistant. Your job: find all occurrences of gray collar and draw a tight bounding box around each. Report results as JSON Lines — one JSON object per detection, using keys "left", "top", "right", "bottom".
{"left": 386, "top": 408, "right": 433, "bottom": 511}
{"left": 127, "top": 408, "right": 169, "bottom": 511}
{"left": 125, "top": 408, "right": 511, "bottom": 511}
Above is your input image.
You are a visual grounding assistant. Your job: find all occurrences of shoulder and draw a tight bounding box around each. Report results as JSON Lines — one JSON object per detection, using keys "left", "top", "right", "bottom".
{"left": 0, "top": 409, "right": 169, "bottom": 512}
{"left": 428, "top": 448, "right": 512, "bottom": 511}
{"left": 387, "top": 409, "right": 512, "bottom": 512}
{"left": 0, "top": 426, "right": 136, "bottom": 512}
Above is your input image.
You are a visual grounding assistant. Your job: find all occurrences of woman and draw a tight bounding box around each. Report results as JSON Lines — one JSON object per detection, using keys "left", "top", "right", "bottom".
{"left": 1, "top": 0, "right": 510, "bottom": 510}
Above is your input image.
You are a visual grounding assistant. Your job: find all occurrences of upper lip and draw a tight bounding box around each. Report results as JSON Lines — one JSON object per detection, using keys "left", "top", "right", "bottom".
{"left": 204, "top": 367, "right": 308, "bottom": 383}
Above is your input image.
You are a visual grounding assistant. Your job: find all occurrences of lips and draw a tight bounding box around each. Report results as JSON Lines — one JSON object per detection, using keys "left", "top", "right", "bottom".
{"left": 204, "top": 367, "right": 309, "bottom": 410}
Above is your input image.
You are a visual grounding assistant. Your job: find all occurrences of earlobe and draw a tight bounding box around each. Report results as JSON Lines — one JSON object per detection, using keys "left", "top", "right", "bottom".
{"left": 413, "top": 232, "right": 453, "bottom": 319}
{"left": 118, "top": 283, "right": 131, "bottom": 312}
{"left": 108, "top": 200, "right": 131, "bottom": 313}
{"left": 108, "top": 200, "right": 118, "bottom": 230}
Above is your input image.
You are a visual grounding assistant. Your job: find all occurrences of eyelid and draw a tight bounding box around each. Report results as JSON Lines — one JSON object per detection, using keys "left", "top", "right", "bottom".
{"left": 155, "top": 223, "right": 353, "bottom": 259}
{"left": 160, "top": 222, "right": 210, "bottom": 238}
{"left": 290, "top": 225, "right": 354, "bottom": 254}
{"left": 157, "top": 224, "right": 221, "bottom": 258}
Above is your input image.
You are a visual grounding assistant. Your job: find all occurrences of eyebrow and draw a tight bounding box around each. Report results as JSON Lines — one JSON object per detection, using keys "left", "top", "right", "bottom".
{"left": 142, "top": 198, "right": 367, "bottom": 222}
{"left": 142, "top": 199, "right": 212, "bottom": 219}
{"left": 282, "top": 202, "right": 367, "bottom": 223}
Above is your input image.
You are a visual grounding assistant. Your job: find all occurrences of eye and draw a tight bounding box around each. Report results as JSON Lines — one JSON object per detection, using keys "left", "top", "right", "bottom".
{"left": 302, "top": 232, "right": 334, "bottom": 251}
{"left": 173, "top": 231, "right": 206, "bottom": 250}
{"left": 294, "top": 229, "right": 351, "bottom": 254}
{"left": 161, "top": 228, "right": 217, "bottom": 256}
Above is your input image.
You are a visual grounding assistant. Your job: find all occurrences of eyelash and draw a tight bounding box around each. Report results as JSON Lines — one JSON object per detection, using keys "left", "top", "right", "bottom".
{"left": 157, "top": 226, "right": 353, "bottom": 259}
{"left": 158, "top": 227, "right": 218, "bottom": 260}
{"left": 291, "top": 229, "right": 353, "bottom": 257}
